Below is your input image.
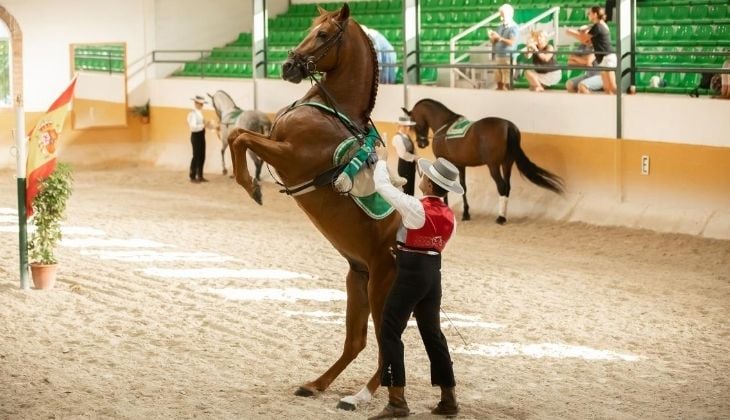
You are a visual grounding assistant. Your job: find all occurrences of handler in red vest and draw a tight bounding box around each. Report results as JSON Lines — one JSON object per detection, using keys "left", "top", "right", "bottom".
{"left": 369, "top": 145, "right": 463, "bottom": 419}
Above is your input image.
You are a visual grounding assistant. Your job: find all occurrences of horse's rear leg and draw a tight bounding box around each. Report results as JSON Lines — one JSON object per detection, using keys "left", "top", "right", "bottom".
{"left": 458, "top": 166, "right": 470, "bottom": 221}
{"left": 295, "top": 264, "right": 371, "bottom": 399}
{"left": 488, "top": 164, "right": 509, "bottom": 224}
{"left": 221, "top": 146, "right": 228, "bottom": 176}
{"left": 499, "top": 160, "right": 514, "bottom": 223}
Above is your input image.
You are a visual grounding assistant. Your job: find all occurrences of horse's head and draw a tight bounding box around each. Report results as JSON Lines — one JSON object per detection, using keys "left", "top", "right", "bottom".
{"left": 282, "top": 4, "right": 351, "bottom": 83}
{"left": 402, "top": 106, "right": 430, "bottom": 149}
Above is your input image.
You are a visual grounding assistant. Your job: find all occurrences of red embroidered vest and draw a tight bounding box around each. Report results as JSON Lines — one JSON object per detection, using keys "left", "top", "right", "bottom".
{"left": 398, "top": 197, "right": 455, "bottom": 253}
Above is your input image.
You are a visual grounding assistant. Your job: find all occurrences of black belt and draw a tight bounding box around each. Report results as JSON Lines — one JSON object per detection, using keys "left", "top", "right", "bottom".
{"left": 396, "top": 244, "right": 440, "bottom": 256}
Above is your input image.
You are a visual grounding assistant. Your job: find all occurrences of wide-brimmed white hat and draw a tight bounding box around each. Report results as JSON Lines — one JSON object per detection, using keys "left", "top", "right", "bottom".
{"left": 396, "top": 116, "right": 416, "bottom": 126}
{"left": 418, "top": 157, "right": 464, "bottom": 195}
{"left": 191, "top": 95, "right": 207, "bottom": 104}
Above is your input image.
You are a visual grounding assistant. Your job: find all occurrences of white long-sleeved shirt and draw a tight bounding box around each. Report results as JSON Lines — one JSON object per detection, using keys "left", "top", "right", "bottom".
{"left": 373, "top": 160, "right": 426, "bottom": 229}
{"left": 393, "top": 132, "right": 418, "bottom": 163}
{"left": 187, "top": 109, "right": 205, "bottom": 132}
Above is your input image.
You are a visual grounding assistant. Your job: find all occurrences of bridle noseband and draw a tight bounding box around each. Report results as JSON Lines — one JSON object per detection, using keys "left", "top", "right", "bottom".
{"left": 287, "top": 18, "right": 346, "bottom": 78}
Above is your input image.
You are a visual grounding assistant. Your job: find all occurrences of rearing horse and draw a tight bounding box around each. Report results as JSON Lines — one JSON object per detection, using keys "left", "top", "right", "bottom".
{"left": 403, "top": 99, "right": 564, "bottom": 224}
{"left": 227, "top": 3, "right": 398, "bottom": 412}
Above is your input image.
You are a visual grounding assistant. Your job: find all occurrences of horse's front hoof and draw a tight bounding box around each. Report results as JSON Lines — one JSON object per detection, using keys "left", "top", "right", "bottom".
{"left": 496, "top": 216, "right": 507, "bottom": 225}
{"left": 222, "top": 169, "right": 228, "bottom": 175}
{"left": 336, "top": 400, "right": 357, "bottom": 411}
{"left": 294, "top": 386, "right": 315, "bottom": 397}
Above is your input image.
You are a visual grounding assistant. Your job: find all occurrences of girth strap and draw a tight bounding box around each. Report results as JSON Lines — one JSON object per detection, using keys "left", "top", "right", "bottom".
{"left": 279, "top": 164, "right": 347, "bottom": 197}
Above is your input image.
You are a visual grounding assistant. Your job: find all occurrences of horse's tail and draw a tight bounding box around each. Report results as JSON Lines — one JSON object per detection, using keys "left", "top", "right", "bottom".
{"left": 507, "top": 121, "right": 564, "bottom": 194}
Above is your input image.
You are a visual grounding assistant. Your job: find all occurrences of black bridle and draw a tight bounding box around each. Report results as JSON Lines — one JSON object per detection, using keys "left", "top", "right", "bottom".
{"left": 287, "top": 17, "right": 346, "bottom": 79}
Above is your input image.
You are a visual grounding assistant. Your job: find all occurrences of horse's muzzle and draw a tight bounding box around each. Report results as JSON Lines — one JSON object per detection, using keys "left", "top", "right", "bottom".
{"left": 282, "top": 60, "right": 305, "bottom": 84}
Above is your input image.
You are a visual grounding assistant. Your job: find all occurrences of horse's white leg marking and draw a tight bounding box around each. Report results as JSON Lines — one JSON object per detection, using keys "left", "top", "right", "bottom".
{"left": 499, "top": 195, "right": 508, "bottom": 218}
{"left": 339, "top": 386, "right": 373, "bottom": 408}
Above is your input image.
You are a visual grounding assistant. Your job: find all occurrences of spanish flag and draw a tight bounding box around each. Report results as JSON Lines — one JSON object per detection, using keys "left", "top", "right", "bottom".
{"left": 25, "top": 78, "right": 76, "bottom": 217}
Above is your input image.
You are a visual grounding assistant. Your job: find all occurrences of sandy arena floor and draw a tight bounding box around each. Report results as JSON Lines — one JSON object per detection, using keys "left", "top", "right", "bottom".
{"left": 1, "top": 166, "right": 728, "bottom": 419}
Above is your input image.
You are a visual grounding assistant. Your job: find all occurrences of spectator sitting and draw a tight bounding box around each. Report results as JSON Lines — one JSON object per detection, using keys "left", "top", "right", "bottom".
{"left": 489, "top": 4, "right": 520, "bottom": 90}
{"left": 565, "top": 7, "right": 616, "bottom": 94}
{"left": 362, "top": 25, "right": 397, "bottom": 84}
{"left": 523, "top": 30, "right": 562, "bottom": 92}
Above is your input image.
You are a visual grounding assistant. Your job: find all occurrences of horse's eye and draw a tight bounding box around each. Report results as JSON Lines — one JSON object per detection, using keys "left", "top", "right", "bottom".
{"left": 316, "top": 31, "right": 328, "bottom": 39}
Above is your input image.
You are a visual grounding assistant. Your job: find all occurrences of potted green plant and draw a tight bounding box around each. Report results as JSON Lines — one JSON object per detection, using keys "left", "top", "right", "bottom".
{"left": 132, "top": 100, "right": 150, "bottom": 124}
{"left": 28, "top": 163, "right": 74, "bottom": 290}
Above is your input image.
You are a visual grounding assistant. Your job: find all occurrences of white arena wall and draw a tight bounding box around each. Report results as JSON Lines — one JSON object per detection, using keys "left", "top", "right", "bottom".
{"left": 0, "top": 1, "right": 727, "bottom": 239}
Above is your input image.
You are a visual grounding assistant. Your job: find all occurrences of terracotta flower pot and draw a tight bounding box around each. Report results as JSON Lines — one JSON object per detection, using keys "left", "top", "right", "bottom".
{"left": 30, "top": 263, "right": 58, "bottom": 290}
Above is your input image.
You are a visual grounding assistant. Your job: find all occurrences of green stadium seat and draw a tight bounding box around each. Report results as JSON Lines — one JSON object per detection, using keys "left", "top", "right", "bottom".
{"left": 713, "top": 24, "right": 730, "bottom": 45}
{"left": 637, "top": 6, "right": 655, "bottom": 23}
{"left": 687, "top": 5, "right": 709, "bottom": 22}
{"left": 267, "top": 63, "right": 282, "bottom": 78}
{"left": 709, "top": 5, "right": 729, "bottom": 24}
{"left": 420, "top": 67, "right": 438, "bottom": 84}
{"left": 670, "top": 6, "right": 692, "bottom": 23}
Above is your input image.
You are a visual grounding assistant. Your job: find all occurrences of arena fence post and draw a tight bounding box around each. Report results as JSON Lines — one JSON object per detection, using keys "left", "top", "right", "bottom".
{"left": 14, "top": 94, "right": 29, "bottom": 290}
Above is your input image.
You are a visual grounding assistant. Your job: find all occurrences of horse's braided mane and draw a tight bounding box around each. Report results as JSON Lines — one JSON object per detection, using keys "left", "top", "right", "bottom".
{"left": 356, "top": 19, "right": 379, "bottom": 121}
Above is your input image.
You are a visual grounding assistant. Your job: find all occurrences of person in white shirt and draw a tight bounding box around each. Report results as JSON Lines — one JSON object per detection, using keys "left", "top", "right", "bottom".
{"left": 188, "top": 95, "right": 208, "bottom": 183}
{"left": 392, "top": 116, "right": 418, "bottom": 195}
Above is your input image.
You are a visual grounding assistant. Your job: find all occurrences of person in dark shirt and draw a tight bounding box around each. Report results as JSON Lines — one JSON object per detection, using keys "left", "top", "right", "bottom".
{"left": 567, "top": 7, "right": 616, "bottom": 94}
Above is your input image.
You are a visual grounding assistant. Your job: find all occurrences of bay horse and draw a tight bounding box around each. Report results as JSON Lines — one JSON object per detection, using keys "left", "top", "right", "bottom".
{"left": 207, "top": 90, "right": 270, "bottom": 180}
{"left": 227, "top": 3, "right": 398, "bottom": 412}
{"left": 403, "top": 99, "right": 564, "bottom": 224}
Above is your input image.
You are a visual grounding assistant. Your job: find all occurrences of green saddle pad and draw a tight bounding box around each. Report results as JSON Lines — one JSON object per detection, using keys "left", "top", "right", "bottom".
{"left": 333, "top": 137, "right": 395, "bottom": 220}
{"left": 445, "top": 117, "right": 474, "bottom": 140}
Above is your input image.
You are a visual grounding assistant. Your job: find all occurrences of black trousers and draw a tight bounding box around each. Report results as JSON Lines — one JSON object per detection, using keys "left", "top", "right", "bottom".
{"left": 189, "top": 130, "right": 206, "bottom": 180}
{"left": 380, "top": 250, "right": 456, "bottom": 388}
{"left": 398, "top": 159, "right": 416, "bottom": 196}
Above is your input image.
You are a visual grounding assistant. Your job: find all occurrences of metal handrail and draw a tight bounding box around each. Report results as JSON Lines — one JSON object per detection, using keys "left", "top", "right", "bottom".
{"left": 448, "top": 7, "right": 562, "bottom": 88}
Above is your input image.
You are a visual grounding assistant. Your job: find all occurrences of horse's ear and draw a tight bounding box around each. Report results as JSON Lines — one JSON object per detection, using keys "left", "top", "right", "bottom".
{"left": 337, "top": 3, "right": 350, "bottom": 21}
{"left": 317, "top": 5, "right": 327, "bottom": 15}
{"left": 401, "top": 107, "right": 411, "bottom": 116}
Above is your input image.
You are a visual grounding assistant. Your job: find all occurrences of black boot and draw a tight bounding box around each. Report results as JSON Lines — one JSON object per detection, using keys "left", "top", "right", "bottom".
{"left": 431, "top": 386, "right": 459, "bottom": 416}
{"left": 368, "top": 386, "right": 409, "bottom": 419}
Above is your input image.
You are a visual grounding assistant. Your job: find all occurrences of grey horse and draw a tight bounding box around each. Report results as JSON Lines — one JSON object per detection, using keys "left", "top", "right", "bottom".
{"left": 208, "top": 90, "right": 271, "bottom": 179}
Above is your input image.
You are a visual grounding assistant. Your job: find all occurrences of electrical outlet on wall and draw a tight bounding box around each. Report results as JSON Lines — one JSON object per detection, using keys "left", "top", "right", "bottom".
{"left": 641, "top": 155, "right": 650, "bottom": 175}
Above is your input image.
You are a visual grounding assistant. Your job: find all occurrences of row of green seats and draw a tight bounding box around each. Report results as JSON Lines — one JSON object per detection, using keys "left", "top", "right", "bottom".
{"left": 75, "top": 47, "right": 124, "bottom": 59}
{"left": 75, "top": 57, "right": 124, "bottom": 73}
{"left": 635, "top": 71, "right": 705, "bottom": 94}
{"left": 636, "top": 47, "right": 729, "bottom": 67}
{"left": 641, "top": 0, "right": 727, "bottom": 6}
{"left": 227, "top": 33, "right": 252, "bottom": 47}
{"left": 210, "top": 47, "right": 252, "bottom": 61}
{"left": 176, "top": 62, "right": 253, "bottom": 78}
{"left": 638, "top": 4, "right": 730, "bottom": 25}
{"left": 637, "top": 24, "right": 730, "bottom": 46}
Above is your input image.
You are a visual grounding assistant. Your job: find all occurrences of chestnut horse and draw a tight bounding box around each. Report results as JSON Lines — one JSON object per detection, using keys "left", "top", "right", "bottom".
{"left": 227, "top": 3, "right": 397, "bottom": 412}
{"left": 403, "top": 99, "right": 564, "bottom": 224}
